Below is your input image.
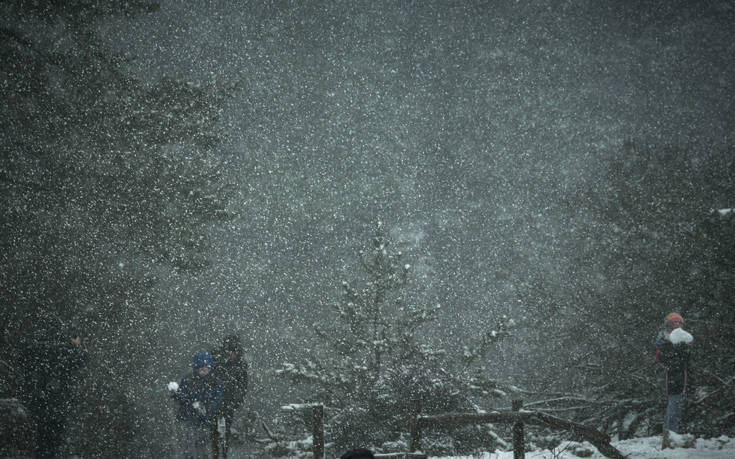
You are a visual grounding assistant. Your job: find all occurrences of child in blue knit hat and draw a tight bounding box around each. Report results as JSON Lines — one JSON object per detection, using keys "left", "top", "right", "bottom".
{"left": 171, "top": 350, "right": 223, "bottom": 457}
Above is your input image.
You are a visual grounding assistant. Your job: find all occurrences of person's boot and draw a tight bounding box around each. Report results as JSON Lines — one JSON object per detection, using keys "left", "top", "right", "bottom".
{"left": 662, "top": 428, "right": 670, "bottom": 449}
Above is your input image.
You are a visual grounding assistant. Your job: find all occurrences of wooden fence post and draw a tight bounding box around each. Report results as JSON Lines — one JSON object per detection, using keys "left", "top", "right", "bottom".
{"left": 312, "top": 404, "right": 324, "bottom": 459}
{"left": 409, "top": 399, "right": 422, "bottom": 452}
{"left": 512, "top": 399, "right": 524, "bottom": 459}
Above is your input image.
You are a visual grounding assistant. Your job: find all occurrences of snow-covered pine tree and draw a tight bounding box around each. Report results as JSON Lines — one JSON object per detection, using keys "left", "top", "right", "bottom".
{"left": 276, "top": 222, "right": 518, "bottom": 456}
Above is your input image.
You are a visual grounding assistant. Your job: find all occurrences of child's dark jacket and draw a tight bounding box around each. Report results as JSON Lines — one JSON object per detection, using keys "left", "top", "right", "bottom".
{"left": 173, "top": 371, "right": 224, "bottom": 428}
{"left": 655, "top": 331, "right": 692, "bottom": 395}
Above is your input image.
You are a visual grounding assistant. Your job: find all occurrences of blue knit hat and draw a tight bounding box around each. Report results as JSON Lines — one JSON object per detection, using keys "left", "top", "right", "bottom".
{"left": 192, "top": 351, "right": 215, "bottom": 369}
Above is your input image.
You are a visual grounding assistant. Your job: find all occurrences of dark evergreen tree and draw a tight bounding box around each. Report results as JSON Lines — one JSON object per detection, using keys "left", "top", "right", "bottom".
{"left": 1, "top": 2, "right": 237, "bottom": 456}
{"left": 685, "top": 208, "right": 735, "bottom": 436}
{"left": 514, "top": 142, "right": 734, "bottom": 440}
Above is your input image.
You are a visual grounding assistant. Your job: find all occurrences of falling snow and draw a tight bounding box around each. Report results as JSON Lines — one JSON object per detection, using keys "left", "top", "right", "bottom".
{"left": 1, "top": 1, "right": 734, "bottom": 458}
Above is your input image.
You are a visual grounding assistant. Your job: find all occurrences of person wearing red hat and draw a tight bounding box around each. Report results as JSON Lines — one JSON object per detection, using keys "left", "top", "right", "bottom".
{"left": 654, "top": 312, "right": 693, "bottom": 448}
{"left": 666, "top": 312, "right": 684, "bottom": 324}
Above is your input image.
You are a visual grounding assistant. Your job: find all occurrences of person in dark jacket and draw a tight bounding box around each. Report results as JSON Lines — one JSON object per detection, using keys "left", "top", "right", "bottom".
{"left": 212, "top": 334, "right": 248, "bottom": 448}
{"left": 21, "top": 323, "right": 88, "bottom": 459}
{"left": 654, "top": 312, "right": 693, "bottom": 448}
{"left": 173, "top": 351, "right": 224, "bottom": 458}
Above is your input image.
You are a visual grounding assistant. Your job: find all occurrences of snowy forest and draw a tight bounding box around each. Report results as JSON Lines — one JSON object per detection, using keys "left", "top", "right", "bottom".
{"left": 1, "top": 0, "right": 734, "bottom": 458}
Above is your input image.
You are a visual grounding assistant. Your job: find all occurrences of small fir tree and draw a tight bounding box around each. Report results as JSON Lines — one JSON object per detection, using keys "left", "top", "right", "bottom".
{"left": 276, "top": 222, "right": 517, "bottom": 455}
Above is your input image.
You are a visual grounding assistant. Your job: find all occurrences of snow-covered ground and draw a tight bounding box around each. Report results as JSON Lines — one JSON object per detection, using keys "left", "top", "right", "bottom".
{"left": 433, "top": 433, "right": 735, "bottom": 458}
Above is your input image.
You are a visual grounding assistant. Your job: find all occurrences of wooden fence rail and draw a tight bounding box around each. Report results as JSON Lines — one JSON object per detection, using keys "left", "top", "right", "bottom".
{"left": 373, "top": 455, "right": 428, "bottom": 458}
{"left": 409, "top": 399, "right": 626, "bottom": 459}
{"left": 295, "top": 399, "right": 623, "bottom": 459}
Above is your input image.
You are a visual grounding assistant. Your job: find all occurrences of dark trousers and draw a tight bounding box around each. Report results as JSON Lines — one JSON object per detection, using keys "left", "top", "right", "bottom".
{"left": 32, "top": 402, "right": 66, "bottom": 459}
{"left": 211, "top": 419, "right": 227, "bottom": 459}
{"left": 212, "top": 407, "right": 239, "bottom": 458}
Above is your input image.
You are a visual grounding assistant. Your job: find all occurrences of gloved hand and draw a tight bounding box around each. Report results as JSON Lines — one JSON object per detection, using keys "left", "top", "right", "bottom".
{"left": 192, "top": 401, "right": 207, "bottom": 416}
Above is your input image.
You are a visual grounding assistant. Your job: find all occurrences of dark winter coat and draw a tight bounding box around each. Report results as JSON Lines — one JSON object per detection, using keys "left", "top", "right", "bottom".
{"left": 173, "top": 371, "right": 224, "bottom": 429}
{"left": 20, "top": 335, "right": 88, "bottom": 459}
{"left": 655, "top": 331, "right": 691, "bottom": 395}
{"left": 21, "top": 337, "right": 88, "bottom": 414}
{"left": 212, "top": 349, "right": 248, "bottom": 416}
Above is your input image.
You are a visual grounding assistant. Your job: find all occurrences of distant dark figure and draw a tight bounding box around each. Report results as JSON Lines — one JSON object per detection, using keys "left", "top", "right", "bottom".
{"left": 340, "top": 448, "right": 376, "bottom": 459}
{"left": 172, "top": 351, "right": 223, "bottom": 458}
{"left": 0, "top": 396, "right": 34, "bottom": 457}
{"left": 212, "top": 334, "right": 248, "bottom": 452}
{"left": 655, "top": 312, "right": 693, "bottom": 448}
{"left": 20, "top": 323, "right": 88, "bottom": 459}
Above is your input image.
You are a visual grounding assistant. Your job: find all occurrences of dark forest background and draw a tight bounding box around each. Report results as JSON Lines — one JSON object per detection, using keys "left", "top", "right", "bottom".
{"left": 1, "top": 1, "right": 733, "bottom": 457}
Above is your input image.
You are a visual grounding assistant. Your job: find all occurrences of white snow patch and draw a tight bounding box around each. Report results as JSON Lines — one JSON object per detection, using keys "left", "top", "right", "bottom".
{"left": 281, "top": 403, "right": 320, "bottom": 411}
{"left": 431, "top": 435, "right": 735, "bottom": 458}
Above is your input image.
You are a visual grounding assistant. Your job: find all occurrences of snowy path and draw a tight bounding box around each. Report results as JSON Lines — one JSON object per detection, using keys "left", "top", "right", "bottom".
{"left": 431, "top": 435, "right": 735, "bottom": 459}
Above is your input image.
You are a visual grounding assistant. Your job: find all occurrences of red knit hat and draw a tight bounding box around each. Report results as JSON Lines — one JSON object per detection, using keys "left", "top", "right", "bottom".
{"left": 666, "top": 312, "right": 684, "bottom": 323}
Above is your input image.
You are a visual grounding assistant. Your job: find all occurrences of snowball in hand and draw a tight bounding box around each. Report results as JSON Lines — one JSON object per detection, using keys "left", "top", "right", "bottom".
{"left": 168, "top": 381, "right": 179, "bottom": 391}
{"left": 192, "top": 401, "right": 206, "bottom": 415}
{"left": 669, "top": 328, "right": 694, "bottom": 344}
